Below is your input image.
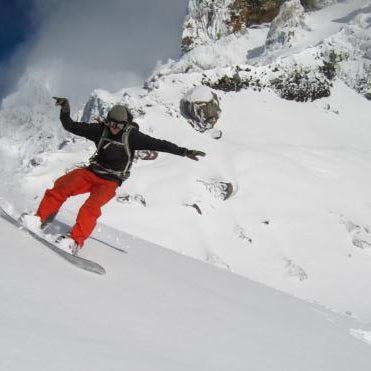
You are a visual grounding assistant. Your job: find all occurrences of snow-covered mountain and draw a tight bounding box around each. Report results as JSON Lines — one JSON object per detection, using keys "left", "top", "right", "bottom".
{"left": 1, "top": 0, "right": 371, "bottom": 349}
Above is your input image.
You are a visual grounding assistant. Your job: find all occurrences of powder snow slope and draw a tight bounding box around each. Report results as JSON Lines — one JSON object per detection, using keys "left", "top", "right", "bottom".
{"left": 1, "top": 215, "right": 371, "bottom": 371}
{"left": 1, "top": 1, "right": 371, "bottom": 359}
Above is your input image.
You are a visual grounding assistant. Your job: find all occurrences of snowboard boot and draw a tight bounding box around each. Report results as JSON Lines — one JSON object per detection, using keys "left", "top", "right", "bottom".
{"left": 20, "top": 213, "right": 42, "bottom": 233}
{"left": 55, "top": 235, "right": 80, "bottom": 256}
{"left": 40, "top": 212, "right": 57, "bottom": 231}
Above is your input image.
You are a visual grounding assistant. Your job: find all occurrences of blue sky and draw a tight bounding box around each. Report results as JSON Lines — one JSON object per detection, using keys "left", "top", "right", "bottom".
{"left": 0, "top": 0, "right": 38, "bottom": 99}
{"left": 0, "top": 0, "right": 188, "bottom": 106}
{"left": 0, "top": 1, "right": 34, "bottom": 61}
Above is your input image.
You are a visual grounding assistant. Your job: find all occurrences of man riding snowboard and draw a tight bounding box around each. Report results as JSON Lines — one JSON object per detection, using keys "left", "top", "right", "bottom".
{"left": 24, "top": 97, "right": 206, "bottom": 255}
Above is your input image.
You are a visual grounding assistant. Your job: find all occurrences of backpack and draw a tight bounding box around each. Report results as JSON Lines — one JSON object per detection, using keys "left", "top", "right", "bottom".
{"left": 89, "top": 122, "right": 138, "bottom": 181}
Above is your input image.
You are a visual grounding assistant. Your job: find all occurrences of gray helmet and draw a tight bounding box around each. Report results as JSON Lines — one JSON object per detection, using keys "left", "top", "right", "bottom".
{"left": 107, "top": 105, "right": 129, "bottom": 123}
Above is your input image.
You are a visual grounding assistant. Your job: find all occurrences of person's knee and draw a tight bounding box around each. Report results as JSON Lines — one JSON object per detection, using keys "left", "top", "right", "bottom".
{"left": 83, "top": 199, "right": 102, "bottom": 217}
{"left": 46, "top": 185, "right": 69, "bottom": 201}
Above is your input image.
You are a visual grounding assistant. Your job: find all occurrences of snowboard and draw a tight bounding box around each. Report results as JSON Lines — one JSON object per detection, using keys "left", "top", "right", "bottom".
{"left": 0, "top": 205, "right": 106, "bottom": 275}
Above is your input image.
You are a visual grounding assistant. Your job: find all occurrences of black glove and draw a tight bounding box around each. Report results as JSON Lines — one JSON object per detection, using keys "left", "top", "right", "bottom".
{"left": 185, "top": 149, "right": 206, "bottom": 161}
{"left": 53, "top": 97, "right": 70, "bottom": 113}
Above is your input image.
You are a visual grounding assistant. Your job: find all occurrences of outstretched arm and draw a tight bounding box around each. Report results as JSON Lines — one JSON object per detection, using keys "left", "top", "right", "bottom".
{"left": 53, "top": 97, "right": 102, "bottom": 141}
{"left": 130, "top": 129, "right": 206, "bottom": 161}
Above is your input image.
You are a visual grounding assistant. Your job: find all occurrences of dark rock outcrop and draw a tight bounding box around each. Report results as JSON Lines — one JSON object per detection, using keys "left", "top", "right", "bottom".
{"left": 182, "top": 0, "right": 280, "bottom": 53}
{"left": 203, "top": 63, "right": 332, "bottom": 102}
{"left": 180, "top": 86, "right": 221, "bottom": 132}
{"left": 228, "top": 0, "right": 280, "bottom": 32}
{"left": 270, "top": 65, "right": 331, "bottom": 102}
{"left": 181, "top": 0, "right": 331, "bottom": 53}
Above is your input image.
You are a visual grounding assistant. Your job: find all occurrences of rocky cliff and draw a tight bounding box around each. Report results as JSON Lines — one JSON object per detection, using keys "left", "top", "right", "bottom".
{"left": 181, "top": 0, "right": 338, "bottom": 52}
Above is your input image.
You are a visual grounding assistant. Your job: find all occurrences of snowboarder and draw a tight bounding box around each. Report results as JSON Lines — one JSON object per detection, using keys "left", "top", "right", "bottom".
{"left": 23, "top": 97, "right": 206, "bottom": 255}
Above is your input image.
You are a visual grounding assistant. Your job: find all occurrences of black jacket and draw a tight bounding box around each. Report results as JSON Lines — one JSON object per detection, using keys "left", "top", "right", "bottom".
{"left": 60, "top": 110, "right": 187, "bottom": 185}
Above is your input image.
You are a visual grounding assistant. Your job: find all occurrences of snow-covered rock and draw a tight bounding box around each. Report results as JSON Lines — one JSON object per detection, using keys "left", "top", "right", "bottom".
{"left": 184, "top": 85, "right": 214, "bottom": 102}
{"left": 257, "top": 1, "right": 371, "bottom": 100}
{"left": 265, "top": 0, "right": 310, "bottom": 52}
{"left": 80, "top": 90, "right": 113, "bottom": 122}
{"left": 180, "top": 86, "right": 221, "bottom": 132}
{"left": 181, "top": 0, "right": 283, "bottom": 53}
{"left": 181, "top": 0, "right": 235, "bottom": 53}
{"left": 82, "top": 89, "right": 151, "bottom": 123}
{"left": 202, "top": 62, "right": 332, "bottom": 102}
{"left": 318, "top": 7, "right": 371, "bottom": 97}
{"left": 198, "top": 179, "right": 234, "bottom": 201}
{"left": 180, "top": 0, "right": 337, "bottom": 54}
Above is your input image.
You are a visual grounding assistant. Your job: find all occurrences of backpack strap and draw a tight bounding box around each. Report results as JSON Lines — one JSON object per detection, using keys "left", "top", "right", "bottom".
{"left": 121, "top": 124, "right": 134, "bottom": 176}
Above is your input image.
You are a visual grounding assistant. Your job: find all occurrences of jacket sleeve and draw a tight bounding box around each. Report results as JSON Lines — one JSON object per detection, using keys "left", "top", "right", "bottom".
{"left": 130, "top": 129, "right": 187, "bottom": 156}
{"left": 60, "top": 110, "right": 102, "bottom": 142}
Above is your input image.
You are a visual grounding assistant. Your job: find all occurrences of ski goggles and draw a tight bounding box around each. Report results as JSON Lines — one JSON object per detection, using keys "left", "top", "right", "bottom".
{"left": 107, "top": 120, "right": 127, "bottom": 129}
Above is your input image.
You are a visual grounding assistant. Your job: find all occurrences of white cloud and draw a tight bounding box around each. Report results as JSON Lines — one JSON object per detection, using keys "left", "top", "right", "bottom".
{"left": 1, "top": 0, "right": 188, "bottom": 106}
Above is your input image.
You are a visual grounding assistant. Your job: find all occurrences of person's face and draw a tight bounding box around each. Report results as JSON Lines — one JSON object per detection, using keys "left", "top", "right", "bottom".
{"left": 108, "top": 126, "right": 121, "bottom": 135}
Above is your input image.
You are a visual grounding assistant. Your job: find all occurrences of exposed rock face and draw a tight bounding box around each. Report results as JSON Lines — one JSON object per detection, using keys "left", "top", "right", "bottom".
{"left": 181, "top": 0, "right": 281, "bottom": 53}
{"left": 81, "top": 91, "right": 112, "bottom": 122}
{"left": 265, "top": 0, "right": 309, "bottom": 51}
{"left": 181, "top": 0, "right": 336, "bottom": 53}
{"left": 180, "top": 86, "right": 221, "bottom": 132}
{"left": 228, "top": 0, "right": 280, "bottom": 32}
{"left": 182, "top": 0, "right": 235, "bottom": 53}
{"left": 81, "top": 90, "right": 147, "bottom": 123}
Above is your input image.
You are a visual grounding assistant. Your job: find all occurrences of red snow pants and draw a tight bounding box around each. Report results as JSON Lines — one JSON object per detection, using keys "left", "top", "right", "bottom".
{"left": 36, "top": 168, "right": 118, "bottom": 247}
